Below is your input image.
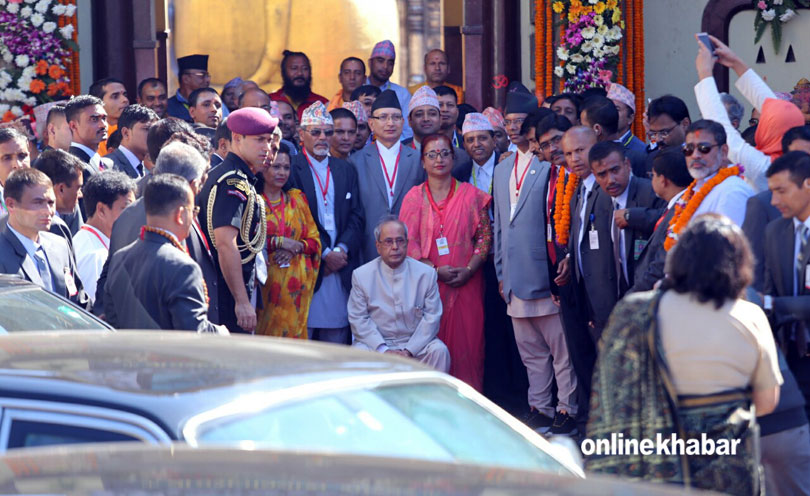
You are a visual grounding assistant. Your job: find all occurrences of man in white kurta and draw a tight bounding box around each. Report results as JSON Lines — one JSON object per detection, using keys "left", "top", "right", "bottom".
{"left": 348, "top": 217, "right": 450, "bottom": 372}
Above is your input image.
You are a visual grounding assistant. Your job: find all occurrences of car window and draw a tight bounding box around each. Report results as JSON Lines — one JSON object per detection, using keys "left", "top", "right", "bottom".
{"left": 7, "top": 420, "right": 139, "bottom": 449}
{"left": 196, "top": 383, "right": 571, "bottom": 475}
{"left": 0, "top": 288, "right": 108, "bottom": 332}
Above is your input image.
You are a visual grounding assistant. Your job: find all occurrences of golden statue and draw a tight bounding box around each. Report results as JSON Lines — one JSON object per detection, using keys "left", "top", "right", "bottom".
{"left": 172, "top": 0, "right": 402, "bottom": 96}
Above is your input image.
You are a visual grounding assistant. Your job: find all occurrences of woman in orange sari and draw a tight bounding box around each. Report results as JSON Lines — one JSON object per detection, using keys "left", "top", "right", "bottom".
{"left": 256, "top": 144, "right": 321, "bottom": 338}
{"left": 399, "top": 134, "right": 492, "bottom": 391}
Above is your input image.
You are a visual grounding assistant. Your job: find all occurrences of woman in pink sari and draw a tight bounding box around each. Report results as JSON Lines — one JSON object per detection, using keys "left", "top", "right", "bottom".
{"left": 399, "top": 134, "right": 492, "bottom": 391}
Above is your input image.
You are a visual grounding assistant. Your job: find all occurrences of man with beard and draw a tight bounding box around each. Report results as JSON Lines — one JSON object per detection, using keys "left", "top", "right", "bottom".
{"left": 89, "top": 78, "right": 129, "bottom": 157}
{"left": 408, "top": 49, "right": 464, "bottom": 103}
{"left": 328, "top": 57, "right": 366, "bottom": 111}
{"left": 269, "top": 50, "right": 328, "bottom": 122}
{"left": 137, "top": 78, "right": 168, "bottom": 118}
{"left": 168, "top": 54, "right": 211, "bottom": 123}
{"left": 342, "top": 101, "right": 370, "bottom": 153}
{"left": 365, "top": 40, "right": 413, "bottom": 140}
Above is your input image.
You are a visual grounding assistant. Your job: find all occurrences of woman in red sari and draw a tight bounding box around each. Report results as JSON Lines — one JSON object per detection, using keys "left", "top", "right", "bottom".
{"left": 399, "top": 134, "right": 492, "bottom": 391}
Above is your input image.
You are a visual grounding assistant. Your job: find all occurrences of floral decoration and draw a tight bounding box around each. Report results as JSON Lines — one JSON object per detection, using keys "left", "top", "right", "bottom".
{"left": 0, "top": 0, "right": 78, "bottom": 122}
{"left": 754, "top": 0, "right": 808, "bottom": 54}
{"left": 664, "top": 165, "right": 744, "bottom": 251}
{"left": 553, "top": 169, "right": 580, "bottom": 245}
{"left": 553, "top": 0, "right": 624, "bottom": 93}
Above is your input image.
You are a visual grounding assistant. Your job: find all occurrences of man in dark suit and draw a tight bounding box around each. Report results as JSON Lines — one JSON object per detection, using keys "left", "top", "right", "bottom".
{"left": 631, "top": 148, "right": 692, "bottom": 292}
{"left": 0, "top": 168, "right": 87, "bottom": 307}
{"left": 763, "top": 151, "right": 810, "bottom": 425}
{"left": 104, "top": 173, "right": 225, "bottom": 333}
{"left": 0, "top": 128, "right": 31, "bottom": 217}
{"left": 105, "top": 104, "right": 158, "bottom": 179}
{"left": 580, "top": 96, "right": 648, "bottom": 178}
{"left": 350, "top": 90, "right": 424, "bottom": 263}
{"left": 589, "top": 141, "right": 665, "bottom": 296}
{"left": 33, "top": 149, "right": 85, "bottom": 238}
{"left": 93, "top": 141, "right": 219, "bottom": 324}
{"left": 65, "top": 95, "right": 113, "bottom": 183}
{"left": 290, "top": 102, "right": 364, "bottom": 344}
{"left": 743, "top": 191, "right": 781, "bottom": 292}
{"left": 565, "top": 128, "right": 617, "bottom": 341}
{"left": 167, "top": 54, "right": 210, "bottom": 123}
{"left": 210, "top": 119, "right": 231, "bottom": 167}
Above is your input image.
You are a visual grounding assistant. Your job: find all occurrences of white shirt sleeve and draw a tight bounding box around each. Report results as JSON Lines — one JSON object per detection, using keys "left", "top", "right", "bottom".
{"left": 694, "top": 77, "right": 771, "bottom": 192}
{"left": 734, "top": 68, "right": 777, "bottom": 112}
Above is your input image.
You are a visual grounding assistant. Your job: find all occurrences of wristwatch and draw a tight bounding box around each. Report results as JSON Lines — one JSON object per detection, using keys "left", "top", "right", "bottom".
{"left": 623, "top": 210, "right": 630, "bottom": 221}
{"left": 333, "top": 246, "right": 343, "bottom": 253}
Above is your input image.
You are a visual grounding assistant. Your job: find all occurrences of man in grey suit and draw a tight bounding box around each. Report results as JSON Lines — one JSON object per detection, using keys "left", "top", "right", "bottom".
{"left": 104, "top": 174, "right": 226, "bottom": 334}
{"left": 93, "top": 142, "right": 219, "bottom": 324}
{"left": 105, "top": 104, "right": 158, "bottom": 179}
{"left": 493, "top": 120, "right": 578, "bottom": 435}
{"left": 0, "top": 168, "right": 87, "bottom": 307}
{"left": 631, "top": 148, "right": 691, "bottom": 293}
{"left": 589, "top": 141, "right": 665, "bottom": 297}
{"left": 350, "top": 90, "right": 424, "bottom": 263}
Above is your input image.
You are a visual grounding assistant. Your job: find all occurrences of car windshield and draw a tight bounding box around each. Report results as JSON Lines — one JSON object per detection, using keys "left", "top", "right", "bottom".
{"left": 194, "top": 382, "right": 571, "bottom": 475}
{"left": 0, "top": 288, "right": 108, "bottom": 332}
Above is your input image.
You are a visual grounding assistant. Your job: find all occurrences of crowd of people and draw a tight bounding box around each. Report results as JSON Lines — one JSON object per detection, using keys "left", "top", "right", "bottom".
{"left": 1, "top": 32, "right": 810, "bottom": 494}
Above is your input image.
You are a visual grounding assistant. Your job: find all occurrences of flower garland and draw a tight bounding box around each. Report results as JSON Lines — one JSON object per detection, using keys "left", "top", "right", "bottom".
{"left": 0, "top": 0, "right": 78, "bottom": 122}
{"left": 754, "top": 0, "right": 808, "bottom": 54}
{"left": 664, "top": 165, "right": 744, "bottom": 251}
{"left": 552, "top": 0, "right": 624, "bottom": 93}
{"left": 554, "top": 170, "right": 580, "bottom": 245}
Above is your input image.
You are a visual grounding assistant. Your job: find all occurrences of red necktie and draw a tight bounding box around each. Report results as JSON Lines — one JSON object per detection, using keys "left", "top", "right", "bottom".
{"left": 546, "top": 165, "right": 559, "bottom": 265}
{"left": 654, "top": 207, "right": 670, "bottom": 231}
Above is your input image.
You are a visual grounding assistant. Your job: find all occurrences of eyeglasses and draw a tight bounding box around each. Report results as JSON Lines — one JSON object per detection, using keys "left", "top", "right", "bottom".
{"left": 538, "top": 135, "right": 563, "bottom": 151}
{"left": 371, "top": 114, "right": 403, "bottom": 123}
{"left": 648, "top": 124, "right": 678, "bottom": 141}
{"left": 380, "top": 237, "right": 407, "bottom": 247}
{"left": 307, "top": 128, "right": 334, "bottom": 138}
{"left": 424, "top": 150, "right": 453, "bottom": 160}
{"left": 184, "top": 71, "right": 211, "bottom": 79}
{"left": 682, "top": 142, "right": 719, "bottom": 156}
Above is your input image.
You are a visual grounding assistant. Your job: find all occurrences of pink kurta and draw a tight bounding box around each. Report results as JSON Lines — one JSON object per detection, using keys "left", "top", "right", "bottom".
{"left": 399, "top": 180, "right": 492, "bottom": 391}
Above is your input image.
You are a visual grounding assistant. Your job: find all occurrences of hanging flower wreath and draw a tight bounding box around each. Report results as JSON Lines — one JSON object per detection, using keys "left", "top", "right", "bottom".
{"left": 554, "top": 169, "right": 580, "bottom": 245}
{"left": 552, "top": 0, "right": 624, "bottom": 93}
{"left": 754, "top": 0, "right": 809, "bottom": 54}
{"left": 0, "top": 0, "right": 78, "bottom": 122}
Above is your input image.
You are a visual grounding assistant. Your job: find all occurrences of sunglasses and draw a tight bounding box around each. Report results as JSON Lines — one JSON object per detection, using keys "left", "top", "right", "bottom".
{"left": 307, "top": 129, "right": 334, "bottom": 138}
{"left": 682, "top": 142, "right": 719, "bottom": 156}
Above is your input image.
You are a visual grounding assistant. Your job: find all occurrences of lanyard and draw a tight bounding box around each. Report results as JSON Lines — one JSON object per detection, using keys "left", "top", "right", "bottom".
{"left": 620, "top": 131, "right": 633, "bottom": 147}
{"left": 80, "top": 225, "right": 108, "bottom": 250}
{"left": 304, "top": 149, "right": 330, "bottom": 206}
{"left": 513, "top": 153, "right": 531, "bottom": 200}
{"left": 378, "top": 145, "right": 401, "bottom": 198}
{"left": 471, "top": 163, "right": 493, "bottom": 194}
{"left": 262, "top": 193, "right": 286, "bottom": 237}
{"left": 424, "top": 180, "right": 456, "bottom": 237}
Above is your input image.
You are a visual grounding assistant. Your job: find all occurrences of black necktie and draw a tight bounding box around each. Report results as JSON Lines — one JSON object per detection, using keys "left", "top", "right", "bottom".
{"left": 136, "top": 163, "right": 144, "bottom": 177}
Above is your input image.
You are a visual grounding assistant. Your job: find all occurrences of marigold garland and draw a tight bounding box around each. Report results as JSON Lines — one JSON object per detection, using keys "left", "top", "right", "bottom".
{"left": 664, "top": 165, "right": 743, "bottom": 251}
{"left": 554, "top": 170, "right": 581, "bottom": 245}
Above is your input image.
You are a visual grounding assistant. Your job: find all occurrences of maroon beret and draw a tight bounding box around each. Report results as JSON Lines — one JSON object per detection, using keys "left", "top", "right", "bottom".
{"left": 226, "top": 107, "right": 279, "bottom": 135}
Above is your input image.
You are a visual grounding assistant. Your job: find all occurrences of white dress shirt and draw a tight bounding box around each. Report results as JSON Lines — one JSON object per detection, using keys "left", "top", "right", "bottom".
{"left": 610, "top": 184, "right": 631, "bottom": 283}
{"left": 692, "top": 170, "right": 754, "bottom": 227}
{"left": 70, "top": 142, "right": 102, "bottom": 171}
{"left": 793, "top": 216, "right": 810, "bottom": 296}
{"left": 376, "top": 141, "right": 401, "bottom": 208}
{"left": 470, "top": 152, "right": 496, "bottom": 193}
{"left": 577, "top": 174, "right": 597, "bottom": 266}
{"left": 73, "top": 224, "right": 109, "bottom": 303}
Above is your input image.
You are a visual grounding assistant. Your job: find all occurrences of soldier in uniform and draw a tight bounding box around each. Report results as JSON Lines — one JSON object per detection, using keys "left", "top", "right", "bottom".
{"left": 198, "top": 107, "right": 282, "bottom": 333}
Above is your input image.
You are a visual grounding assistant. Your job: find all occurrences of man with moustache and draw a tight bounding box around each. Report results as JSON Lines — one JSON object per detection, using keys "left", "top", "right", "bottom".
{"left": 89, "top": 78, "right": 130, "bottom": 156}
{"left": 136, "top": 78, "right": 168, "bottom": 118}
{"left": 269, "top": 50, "right": 328, "bottom": 121}
{"left": 402, "top": 86, "right": 470, "bottom": 171}
{"left": 66, "top": 95, "right": 113, "bottom": 185}
{"left": 350, "top": 90, "right": 423, "bottom": 263}
{"left": 408, "top": 49, "right": 464, "bottom": 103}
{"left": 328, "top": 108, "right": 357, "bottom": 161}
{"left": 273, "top": 100, "right": 299, "bottom": 154}
{"left": 365, "top": 41, "right": 413, "bottom": 140}
{"left": 290, "top": 102, "right": 363, "bottom": 344}
{"left": 188, "top": 88, "right": 223, "bottom": 134}
{"left": 588, "top": 141, "right": 664, "bottom": 297}
{"left": 435, "top": 85, "right": 463, "bottom": 148}
{"left": 198, "top": 107, "right": 281, "bottom": 334}
{"left": 328, "top": 57, "right": 366, "bottom": 111}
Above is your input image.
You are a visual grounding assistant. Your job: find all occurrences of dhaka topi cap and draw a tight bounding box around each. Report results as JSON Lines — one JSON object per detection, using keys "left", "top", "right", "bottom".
{"left": 462, "top": 112, "right": 494, "bottom": 135}
{"left": 177, "top": 54, "right": 209, "bottom": 73}
{"left": 342, "top": 100, "right": 368, "bottom": 123}
{"left": 607, "top": 82, "right": 636, "bottom": 113}
{"left": 408, "top": 85, "right": 440, "bottom": 115}
{"left": 226, "top": 107, "right": 278, "bottom": 135}
{"left": 371, "top": 40, "right": 396, "bottom": 59}
{"left": 504, "top": 90, "right": 538, "bottom": 115}
{"left": 371, "top": 90, "right": 402, "bottom": 114}
{"left": 482, "top": 107, "right": 505, "bottom": 130}
{"left": 300, "top": 102, "right": 333, "bottom": 127}
{"left": 223, "top": 77, "right": 243, "bottom": 91}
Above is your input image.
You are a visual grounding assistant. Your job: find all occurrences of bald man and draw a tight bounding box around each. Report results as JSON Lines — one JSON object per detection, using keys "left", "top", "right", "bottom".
{"left": 408, "top": 49, "right": 464, "bottom": 104}
{"left": 239, "top": 88, "right": 272, "bottom": 112}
